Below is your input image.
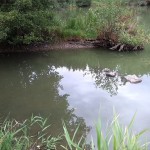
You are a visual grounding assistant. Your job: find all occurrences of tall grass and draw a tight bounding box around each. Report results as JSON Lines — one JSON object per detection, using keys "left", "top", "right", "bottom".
{"left": 62, "top": 113, "right": 149, "bottom": 150}
{"left": 0, "top": 115, "right": 61, "bottom": 150}
{"left": 0, "top": 114, "right": 149, "bottom": 150}
{"left": 52, "top": 0, "right": 150, "bottom": 46}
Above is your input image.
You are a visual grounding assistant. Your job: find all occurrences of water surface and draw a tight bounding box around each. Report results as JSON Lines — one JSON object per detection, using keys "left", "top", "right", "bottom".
{"left": 0, "top": 48, "right": 150, "bottom": 141}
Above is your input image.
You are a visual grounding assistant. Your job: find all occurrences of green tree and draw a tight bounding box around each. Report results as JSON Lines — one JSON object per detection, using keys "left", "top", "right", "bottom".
{"left": 0, "top": 0, "right": 59, "bottom": 45}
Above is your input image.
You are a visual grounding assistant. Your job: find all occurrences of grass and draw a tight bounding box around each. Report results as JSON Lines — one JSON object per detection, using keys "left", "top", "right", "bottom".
{"left": 0, "top": 115, "right": 61, "bottom": 150}
{"left": 0, "top": 113, "right": 149, "bottom": 150}
{"left": 1, "top": 0, "right": 149, "bottom": 48}
{"left": 50, "top": 0, "right": 150, "bottom": 48}
{"left": 62, "top": 113, "right": 149, "bottom": 150}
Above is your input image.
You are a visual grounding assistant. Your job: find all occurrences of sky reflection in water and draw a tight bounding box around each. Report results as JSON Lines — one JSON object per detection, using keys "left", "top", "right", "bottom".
{"left": 57, "top": 66, "right": 150, "bottom": 140}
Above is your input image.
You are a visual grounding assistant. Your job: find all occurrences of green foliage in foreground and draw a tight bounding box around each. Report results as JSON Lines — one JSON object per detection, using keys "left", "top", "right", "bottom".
{"left": 0, "top": 114, "right": 149, "bottom": 150}
{"left": 0, "top": 115, "right": 61, "bottom": 150}
{"left": 62, "top": 113, "right": 149, "bottom": 150}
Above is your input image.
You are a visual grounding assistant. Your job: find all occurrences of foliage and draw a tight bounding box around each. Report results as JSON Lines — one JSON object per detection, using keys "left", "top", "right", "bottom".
{"left": 59, "top": 8, "right": 103, "bottom": 39}
{"left": 62, "top": 113, "right": 149, "bottom": 150}
{"left": 61, "top": 121, "right": 86, "bottom": 150}
{"left": 0, "top": 115, "right": 61, "bottom": 150}
{"left": 58, "top": 0, "right": 149, "bottom": 47}
{"left": 0, "top": 0, "right": 149, "bottom": 47}
{"left": 0, "top": 0, "right": 63, "bottom": 45}
{"left": 0, "top": 114, "right": 149, "bottom": 150}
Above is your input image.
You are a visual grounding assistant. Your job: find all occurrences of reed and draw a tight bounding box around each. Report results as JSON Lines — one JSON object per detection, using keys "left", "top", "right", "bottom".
{"left": 56, "top": 0, "right": 150, "bottom": 47}
{"left": 0, "top": 115, "right": 61, "bottom": 150}
{"left": 62, "top": 113, "right": 149, "bottom": 150}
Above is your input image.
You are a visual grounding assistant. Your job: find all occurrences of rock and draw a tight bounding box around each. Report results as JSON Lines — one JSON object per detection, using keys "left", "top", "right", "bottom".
{"left": 102, "top": 68, "right": 110, "bottom": 72}
{"left": 124, "top": 75, "right": 142, "bottom": 84}
{"left": 106, "top": 72, "right": 116, "bottom": 77}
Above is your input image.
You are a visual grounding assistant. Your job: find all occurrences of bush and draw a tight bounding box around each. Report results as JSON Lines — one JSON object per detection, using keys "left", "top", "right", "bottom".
{"left": 0, "top": 0, "right": 60, "bottom": 45}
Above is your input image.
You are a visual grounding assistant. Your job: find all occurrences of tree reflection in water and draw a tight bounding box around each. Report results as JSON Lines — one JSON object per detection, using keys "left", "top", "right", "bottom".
{"left": 84, "top": 66, "right": 126, "bottom": 96}
{"left": 0, "top": 54, "right": 90, "bottom": 141}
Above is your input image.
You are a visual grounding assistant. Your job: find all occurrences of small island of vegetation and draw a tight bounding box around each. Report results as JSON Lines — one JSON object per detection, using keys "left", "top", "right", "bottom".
{"left": 0, "top": 0, "right": 150, "bottom": 52}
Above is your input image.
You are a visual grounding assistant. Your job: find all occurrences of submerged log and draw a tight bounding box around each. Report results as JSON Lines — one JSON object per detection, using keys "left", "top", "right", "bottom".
{"left": 92, "top": 39, "right": 144, "bottom": 51}
{"left": 110, "top": 44, "right": 121, "bottom": 50}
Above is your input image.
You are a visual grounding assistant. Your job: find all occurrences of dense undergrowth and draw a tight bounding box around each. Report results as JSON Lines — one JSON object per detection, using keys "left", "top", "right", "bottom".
{"left": 0, "top": 0, "right": 149, "bottom": 49}
{"left": 0, "top": 114, "right": 148, "bottom": 150}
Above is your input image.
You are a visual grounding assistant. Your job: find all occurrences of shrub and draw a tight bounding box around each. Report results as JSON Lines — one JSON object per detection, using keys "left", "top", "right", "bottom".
{"left": 0, "top": 0, "right": 60, "bottom": 45}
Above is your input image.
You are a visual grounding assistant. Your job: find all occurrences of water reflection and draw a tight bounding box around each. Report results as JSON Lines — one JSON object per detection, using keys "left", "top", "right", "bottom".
{"left": 0, "top": 48, "right": 150, "bottom": 144}
{"left": 84, "top": 66, "right": 125, "bottom": 96}
{"left": 0, "top": 54, "right": 90, "bottom": 138}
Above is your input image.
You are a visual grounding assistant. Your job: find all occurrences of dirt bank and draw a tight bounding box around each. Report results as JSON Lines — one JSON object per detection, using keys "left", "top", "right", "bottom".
{"left": 0, "top": 39, "right": 143, "bottom": 53}
{"left": 0, "top": 40, "right": 95, "bottom": 53}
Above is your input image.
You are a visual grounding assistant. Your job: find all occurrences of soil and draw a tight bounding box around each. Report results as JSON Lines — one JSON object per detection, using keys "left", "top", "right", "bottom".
{"left": 0, "top": 39, "right": 144, "bottom": 53}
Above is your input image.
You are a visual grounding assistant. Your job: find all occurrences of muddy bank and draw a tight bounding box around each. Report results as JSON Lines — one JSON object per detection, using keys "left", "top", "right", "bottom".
{"left": 92, "top": 39, "right": 144, "bottom": 51}
{"left": 0, "top": 41, "right": 95, "bottom": 53}
{"left": 0, "top": 39, "right": 143, "bottom": 53}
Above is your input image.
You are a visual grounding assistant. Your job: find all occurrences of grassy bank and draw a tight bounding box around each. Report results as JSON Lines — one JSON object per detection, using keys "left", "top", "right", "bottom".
{"left": 0, "top": 114, "right": 149, "bottom": 150}
{"left": 0, "top": 0, "right": 150, "bottom": 51}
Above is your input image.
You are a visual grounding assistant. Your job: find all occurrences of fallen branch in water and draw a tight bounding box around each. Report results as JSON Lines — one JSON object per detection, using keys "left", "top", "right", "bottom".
{"left": 92, "top": 39, "right": 144, "bottom": 51}
{"left": 110, "top": 43, "right": 121, "bottom": 50}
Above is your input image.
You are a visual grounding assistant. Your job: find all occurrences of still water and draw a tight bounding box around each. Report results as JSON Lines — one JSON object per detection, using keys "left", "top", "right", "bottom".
{"left": 0, "top": 8, "right": 150, "bottom": 145}
{"left": 0, "top": 48, "right": 150, "bottom": 140}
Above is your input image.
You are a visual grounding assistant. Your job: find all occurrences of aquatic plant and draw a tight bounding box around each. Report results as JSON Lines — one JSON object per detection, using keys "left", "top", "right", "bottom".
{"left": 0, "top": 115, "right": 61, "bottom": 150}
{"left": 0, "top": 114, "right": 148, "bottom": 150}
{"left": 62, "top": 113, "right": 149, "bottom": 150}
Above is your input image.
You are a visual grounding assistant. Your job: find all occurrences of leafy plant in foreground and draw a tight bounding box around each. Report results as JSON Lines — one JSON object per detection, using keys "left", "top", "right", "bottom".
{"left": 0, "top": 115, "right": 61, "bottom": 150}
{"left": 62, "top": 113, "right": 149, "bottom": 150}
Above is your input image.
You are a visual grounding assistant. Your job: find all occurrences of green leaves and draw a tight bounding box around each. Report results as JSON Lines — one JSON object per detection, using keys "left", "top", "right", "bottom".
{"left": 0, "top": 116, "right": 61, "bottom": 150}
{"left": 62, "top": 121, "right": 85, "bottom": 150}
{"left": 0, "top": 0, "right": 58, "bottom": 45}
{"left": 62, "top": 113, "right": 149, "bottom": 150}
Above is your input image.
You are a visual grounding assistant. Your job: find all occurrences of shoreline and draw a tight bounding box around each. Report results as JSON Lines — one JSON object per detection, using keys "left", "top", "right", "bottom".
{"left": 0, "top": 40, "right": 96, "bottom": 53}
{"left": 0, "top": 39, "right": 144, "bottom": 53}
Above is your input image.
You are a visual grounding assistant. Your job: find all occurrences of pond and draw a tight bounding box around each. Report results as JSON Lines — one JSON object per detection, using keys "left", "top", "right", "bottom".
{"left": 0, "top": 8, "right": 150, "bottom": 146}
